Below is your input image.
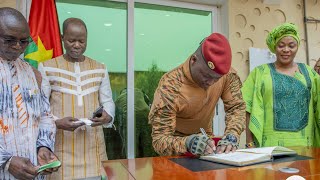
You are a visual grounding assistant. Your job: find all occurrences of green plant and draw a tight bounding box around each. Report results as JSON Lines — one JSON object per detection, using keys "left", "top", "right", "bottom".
{"left": 135, "top": 63, "right": 165, "bottom": 103}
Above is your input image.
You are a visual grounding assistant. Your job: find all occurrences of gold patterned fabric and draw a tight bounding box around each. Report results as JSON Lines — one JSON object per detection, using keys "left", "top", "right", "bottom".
{"left": 149, "top": 57, "right": 246, "bottom": 156}
{"left": 41, "top": 56, "right": 108, "bottom": 180}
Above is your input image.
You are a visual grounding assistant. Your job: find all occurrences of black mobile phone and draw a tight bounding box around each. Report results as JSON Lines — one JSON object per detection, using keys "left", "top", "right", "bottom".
{"left": 92, "top": 106, "right": 103, "bottom": 118}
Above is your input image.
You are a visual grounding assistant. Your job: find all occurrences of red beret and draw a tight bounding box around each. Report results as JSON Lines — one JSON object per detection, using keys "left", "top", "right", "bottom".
{"left": 201, "top": 33, "right": 232, "bottom": 75}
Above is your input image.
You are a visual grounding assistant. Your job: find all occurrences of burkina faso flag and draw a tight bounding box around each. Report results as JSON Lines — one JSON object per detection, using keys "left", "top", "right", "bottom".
{"left": 24, "top": 0, "right": 63, "bottom": 68}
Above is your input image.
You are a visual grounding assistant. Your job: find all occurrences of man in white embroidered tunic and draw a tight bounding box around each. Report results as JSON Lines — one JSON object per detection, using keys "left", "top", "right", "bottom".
{"left": 39, "top": 18, "right": 115, "bottom": 179}
{"left": 0, "top": 7, "right": 58, "bottom": 180}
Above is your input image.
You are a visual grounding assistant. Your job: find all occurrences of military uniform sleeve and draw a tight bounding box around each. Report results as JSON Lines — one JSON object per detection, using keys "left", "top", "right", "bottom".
{"left": 221, "top": 72, "right": 246, "bottom": 141}
{"left": 148, "top": 78, "right": 188, "bottom": 156}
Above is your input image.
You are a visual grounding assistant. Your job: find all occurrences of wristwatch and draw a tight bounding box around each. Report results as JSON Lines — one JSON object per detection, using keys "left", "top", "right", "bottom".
{"left": 245, "top": 141, "right": 256, "bottom": 148}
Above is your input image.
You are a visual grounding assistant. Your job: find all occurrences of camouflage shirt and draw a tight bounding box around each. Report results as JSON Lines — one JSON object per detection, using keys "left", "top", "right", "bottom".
{"left": 149, "top": 58, "right": 246, "bottom": 156}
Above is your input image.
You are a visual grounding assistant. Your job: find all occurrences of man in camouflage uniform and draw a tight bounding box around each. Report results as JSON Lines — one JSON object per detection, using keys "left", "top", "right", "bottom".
{"left": 149, "top": 33, "right": 246, "bottom": 156}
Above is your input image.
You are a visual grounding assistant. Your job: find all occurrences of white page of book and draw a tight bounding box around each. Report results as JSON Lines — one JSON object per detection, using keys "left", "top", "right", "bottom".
{"left": 236, "top": 147, "right": 294, "bottom": 156}
{"left": 236, "top": 147, "right": 277, "bottom": 155}
{"left": 203, "top": 152, "right": 269, "bottom": 163}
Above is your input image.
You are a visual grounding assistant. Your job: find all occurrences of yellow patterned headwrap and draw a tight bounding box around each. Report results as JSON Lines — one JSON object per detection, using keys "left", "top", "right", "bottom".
{"left": 266, "top": 23, "right": 300, "bottom": 53}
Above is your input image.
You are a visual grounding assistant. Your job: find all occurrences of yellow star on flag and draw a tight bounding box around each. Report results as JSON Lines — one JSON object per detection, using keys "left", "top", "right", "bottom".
{"left": 25, "top": 37, "right": 53, "bottom": 63}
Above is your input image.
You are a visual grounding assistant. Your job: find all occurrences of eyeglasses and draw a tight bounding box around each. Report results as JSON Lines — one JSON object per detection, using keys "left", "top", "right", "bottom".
{"left": 0, "top": 35, "right": 32, "bottom": 47}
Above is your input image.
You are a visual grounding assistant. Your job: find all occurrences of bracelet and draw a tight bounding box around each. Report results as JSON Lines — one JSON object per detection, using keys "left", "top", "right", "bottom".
{"left": 245, "top": 141, "right": 256, "bottom": 148}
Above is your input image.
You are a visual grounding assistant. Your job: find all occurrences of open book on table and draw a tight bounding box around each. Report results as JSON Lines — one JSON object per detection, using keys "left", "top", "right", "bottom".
{"left": 199, "top": 146, "right": 297, "bottom": 167}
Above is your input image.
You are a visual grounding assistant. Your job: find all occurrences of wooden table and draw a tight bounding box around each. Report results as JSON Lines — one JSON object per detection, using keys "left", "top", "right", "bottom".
{"left": 102, "top": 147, "right": 320, "bottom": 180}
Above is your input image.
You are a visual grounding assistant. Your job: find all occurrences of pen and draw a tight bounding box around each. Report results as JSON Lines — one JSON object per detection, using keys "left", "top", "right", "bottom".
{"left": 200, "top": 128, "right": 215, "bottom": 155}
{"left": 200, "top": 128, "right": 208, "bottom": 137}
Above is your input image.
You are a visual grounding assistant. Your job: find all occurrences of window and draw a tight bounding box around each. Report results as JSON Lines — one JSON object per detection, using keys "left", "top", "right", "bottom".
{"left": 134, "top": 2, "right": 212, "bottom": 158}
{"left": 56, "top": 0, "right": 128, "bottom": 159}
{"left": 56, "top": 0, "right": 218, "bottom": 159}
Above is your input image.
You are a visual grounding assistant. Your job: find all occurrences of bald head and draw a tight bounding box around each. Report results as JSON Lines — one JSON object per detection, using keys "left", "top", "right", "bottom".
{"left": 0, "top": 7, "right": 30, "bottom": 61}
{"left": 62, "top": 18, "right": 87, "bottom": 62}
{"left": 62, "top": 18, "right": 87, "bottom": 35}
{"left": 0, "top": 7, "right": 26, "bottom": 20}
{"left": 0, "top": 7, "right": 29, "bottom": 34}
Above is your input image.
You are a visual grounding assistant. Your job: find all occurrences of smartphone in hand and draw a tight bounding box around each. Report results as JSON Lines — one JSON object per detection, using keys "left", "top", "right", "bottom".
{"left": 38, "top": 160, "right": 61, "bottom": 173}
{"left": 92, "top": 106, "right": 104, "bottom": 118}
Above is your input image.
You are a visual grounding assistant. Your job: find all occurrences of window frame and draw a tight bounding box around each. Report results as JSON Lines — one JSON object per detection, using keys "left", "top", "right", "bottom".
{"left": 125, "top": 0, "right": 220, "bottom": 159}
{"left": 17, "top": 0, "right": 223, "bottom": 159}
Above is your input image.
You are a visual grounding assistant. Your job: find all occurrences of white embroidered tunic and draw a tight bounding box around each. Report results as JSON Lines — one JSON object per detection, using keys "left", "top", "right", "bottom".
{"left": 39, "top": 55, "right": 115, "bottom": 179}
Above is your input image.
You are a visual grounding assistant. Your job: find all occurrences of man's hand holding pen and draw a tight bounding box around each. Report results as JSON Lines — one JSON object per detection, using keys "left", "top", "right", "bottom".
{"left": 185, "top": 128, "right": 216, "bottom": 156}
